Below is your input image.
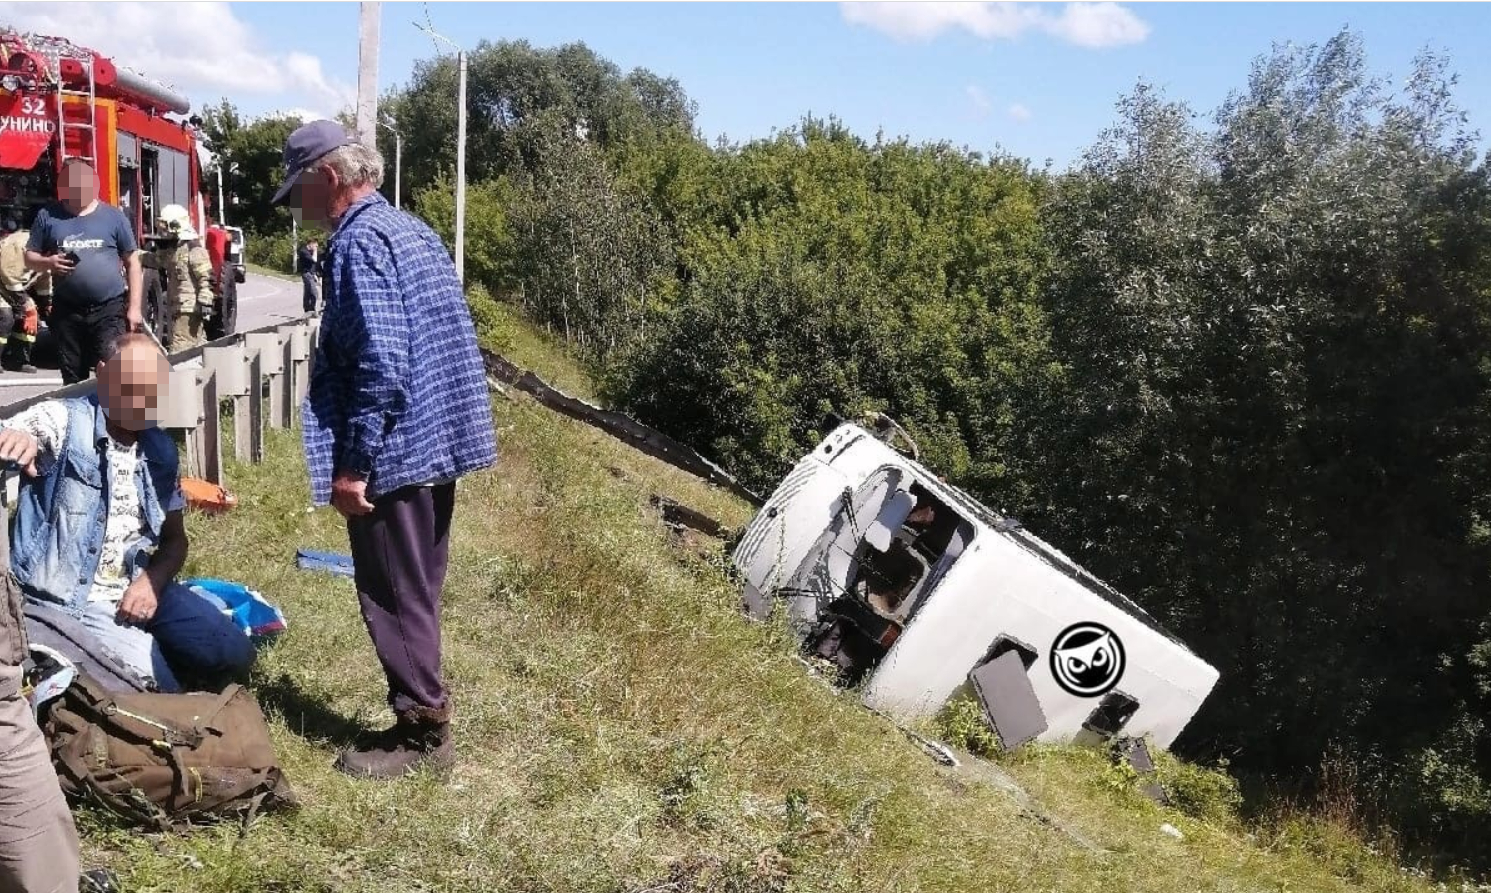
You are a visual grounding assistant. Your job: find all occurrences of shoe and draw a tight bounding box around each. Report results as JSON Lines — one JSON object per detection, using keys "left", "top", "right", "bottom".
{"left": 334, "top": 710, "right": 454, "bottom": 780}
{"left": 81, "top": 868, "right": 119, "bottom": 892}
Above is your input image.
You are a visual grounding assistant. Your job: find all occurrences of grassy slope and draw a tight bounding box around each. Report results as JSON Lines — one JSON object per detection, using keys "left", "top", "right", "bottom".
{"left": 78, "top": 305, "right": 1439, "bottom": 893}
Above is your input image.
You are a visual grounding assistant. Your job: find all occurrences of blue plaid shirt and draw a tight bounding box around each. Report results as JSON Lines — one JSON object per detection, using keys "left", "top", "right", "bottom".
{"left": 302, "top": 192, "right": 497, "bottom": 505}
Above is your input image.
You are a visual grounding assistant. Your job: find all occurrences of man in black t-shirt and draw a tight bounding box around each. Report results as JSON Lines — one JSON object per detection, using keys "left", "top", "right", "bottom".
{"left": 24, "top": 158, "right": 145, "bottom": 383}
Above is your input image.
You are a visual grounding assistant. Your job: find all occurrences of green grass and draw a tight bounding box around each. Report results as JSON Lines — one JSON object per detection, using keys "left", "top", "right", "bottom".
{"left": 74, "top": 304, "right": 1453, "bottom": 892}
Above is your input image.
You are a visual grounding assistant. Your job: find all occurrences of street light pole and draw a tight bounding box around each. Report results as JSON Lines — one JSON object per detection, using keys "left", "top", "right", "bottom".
{"left": 415, "top": 21, "right": 466, "bottom": 285}
{"left": 379, "top": 115, "right": 402, "bottom": 210}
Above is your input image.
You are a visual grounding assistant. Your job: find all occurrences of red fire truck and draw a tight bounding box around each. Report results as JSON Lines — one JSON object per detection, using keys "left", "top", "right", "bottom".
{"left": 0, "top": 29, "right": 243, "bottom": 345}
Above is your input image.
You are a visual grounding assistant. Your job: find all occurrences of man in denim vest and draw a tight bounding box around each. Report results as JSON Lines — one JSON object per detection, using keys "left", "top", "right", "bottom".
{"left": 0, "top": 333, "right": 255, "bottom": 692}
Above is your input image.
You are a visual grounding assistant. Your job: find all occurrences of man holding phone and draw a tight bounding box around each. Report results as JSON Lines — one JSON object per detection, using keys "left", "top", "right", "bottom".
{"left": 24, "top": 158, "right": 144, "bottom": 384}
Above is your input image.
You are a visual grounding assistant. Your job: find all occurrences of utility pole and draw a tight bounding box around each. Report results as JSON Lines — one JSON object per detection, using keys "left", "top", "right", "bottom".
{"left": 415, "top": 20, "right": 466, "bottom": 285}
{"left": 356, "top": 2, "right": 381, "bottom": 149}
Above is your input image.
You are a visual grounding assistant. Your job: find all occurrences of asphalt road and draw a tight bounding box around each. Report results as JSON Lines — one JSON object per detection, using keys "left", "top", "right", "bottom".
{"left": 0, "top": 271, "right": 306, "bottom": 406}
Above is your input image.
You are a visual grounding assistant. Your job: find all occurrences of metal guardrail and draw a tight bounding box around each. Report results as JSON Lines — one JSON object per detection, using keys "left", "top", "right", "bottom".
{"left": 1, "top": 314, "right": 760, "bottom": 512}
{"left": 482, "top": 349, "right": 764, "bottom": 507}
{"left": 1, "top": 314, "right": 321, "bottom": 502}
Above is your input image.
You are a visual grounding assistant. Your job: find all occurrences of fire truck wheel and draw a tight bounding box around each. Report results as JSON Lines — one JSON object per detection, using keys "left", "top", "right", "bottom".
{"left": 208, "top": 273, "right": 238, "bottom": 341}
{"left": 143, "top": 270, "right": 164, "bottom": 339}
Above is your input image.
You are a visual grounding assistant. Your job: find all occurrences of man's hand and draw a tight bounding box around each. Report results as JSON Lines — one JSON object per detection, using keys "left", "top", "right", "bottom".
{"left": 332, "top": 471, "right": 374, "bottom": 517}
{"left": 45, "top": 254, "right": 75, "bottom": 276}
{"left": 0, "top": 427, "right": 40, "bottom": 476}
{"left": 126, "top": 304, "right": 145, "bottom": 332}
{"left": 116, "top": 576, "right": 160, "bottom": 626}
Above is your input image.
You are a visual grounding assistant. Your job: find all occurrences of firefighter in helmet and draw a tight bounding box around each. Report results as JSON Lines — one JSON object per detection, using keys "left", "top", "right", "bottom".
{"left": 0, "top": 212, "right": 49, "bottom": 373}
{"left": 151, "top": 204, "right": 215, "bottom": 350}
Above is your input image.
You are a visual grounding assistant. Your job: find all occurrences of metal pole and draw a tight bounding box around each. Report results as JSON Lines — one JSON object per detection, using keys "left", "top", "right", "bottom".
{"left": 379, "top": 116, "right": 402, "bottom": 210}
{"left": 216, "top": 164, "right": 227, "bottom": 226}
{"left": 454, "top": 48, "right": 466, "bottom": 285}
{"left": 356, "top": 2, "right": 382, "bottom": 150}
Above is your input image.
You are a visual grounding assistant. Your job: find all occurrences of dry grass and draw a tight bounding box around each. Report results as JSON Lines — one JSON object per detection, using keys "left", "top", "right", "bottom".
{"left": 72, "top": 306, "right": 1443, "bottom": 892}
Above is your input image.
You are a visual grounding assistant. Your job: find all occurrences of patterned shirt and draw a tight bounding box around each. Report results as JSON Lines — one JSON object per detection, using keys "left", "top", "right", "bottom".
{"left": 302, "top": 192, "right": 497, "bottom": 505}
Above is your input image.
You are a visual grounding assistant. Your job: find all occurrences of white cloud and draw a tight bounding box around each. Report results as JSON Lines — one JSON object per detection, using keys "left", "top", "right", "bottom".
{"left": 1046, "top": 2, "right": 1151, "bottom": 48}
{"left": 841, "top": 1, "right": 1150, "bottom": 48}
{"left": 1007, "top": 103, "right": 1033, "bottom": 122}
{"left": 0, "top": 2, "right": 353, "bottom": 115}
{"left": 966, "top": 85, "right": 992, "bottom": 118}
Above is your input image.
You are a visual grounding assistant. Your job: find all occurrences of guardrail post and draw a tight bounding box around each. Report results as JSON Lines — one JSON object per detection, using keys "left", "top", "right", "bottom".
{"left": 245, "top": 350, "right": 264, "bottom": 462}
{"left": 280, "top": 334, "right": 295, "bottom": 427}
{"left": 196, "top": 369, "right": 222, "bottom": 485}
{"left": 203, "top": 343, "right": 253, "bottom": 464}
{"left": 278, "top": 323, "right": 311, "bottom": 415}
{"left": 162, "top": 367, "right": 206, "bottom": 479}
{"left": 245, "top": 332, "right": 286, "bottom": 431}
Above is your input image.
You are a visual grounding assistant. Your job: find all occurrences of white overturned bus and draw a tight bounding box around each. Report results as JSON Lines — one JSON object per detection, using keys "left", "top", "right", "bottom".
{"left": 732, "top": 423, "right": 1219, "bottom": 752}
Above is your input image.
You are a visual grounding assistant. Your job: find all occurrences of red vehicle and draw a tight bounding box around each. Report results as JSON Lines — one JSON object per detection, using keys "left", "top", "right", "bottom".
{"left": 0, "top": 29, "right": 242, "bottom": 342}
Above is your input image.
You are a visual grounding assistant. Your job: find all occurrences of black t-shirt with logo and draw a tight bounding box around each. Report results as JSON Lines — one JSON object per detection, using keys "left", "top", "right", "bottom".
{"left": 26, "top": 202, "right": 136, "bottom": 306}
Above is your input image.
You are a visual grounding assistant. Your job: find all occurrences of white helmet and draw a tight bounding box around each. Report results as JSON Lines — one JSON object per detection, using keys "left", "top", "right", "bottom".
{"left": 157, "top": 204, "right": 198, "bottom": 240}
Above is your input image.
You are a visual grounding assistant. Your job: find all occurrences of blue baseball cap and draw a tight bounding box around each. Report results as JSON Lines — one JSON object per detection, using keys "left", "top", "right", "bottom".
{"left": 272, "top": 119, "right": 359, "bottom": 205}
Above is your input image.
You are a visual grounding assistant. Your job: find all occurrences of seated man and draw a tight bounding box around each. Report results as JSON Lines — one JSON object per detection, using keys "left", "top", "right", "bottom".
{"left": 0, "top": 332, "right": 254, "bottom": 692}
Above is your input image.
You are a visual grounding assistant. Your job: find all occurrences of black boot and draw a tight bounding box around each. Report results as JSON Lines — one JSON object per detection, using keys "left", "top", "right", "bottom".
{"left": 333, "top": 706, "right": 454, "bottom": 780}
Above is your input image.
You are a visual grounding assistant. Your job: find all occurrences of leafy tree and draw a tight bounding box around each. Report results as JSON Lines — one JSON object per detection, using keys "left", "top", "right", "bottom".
{"left": 198, "top": 100, "right": 307, "bottom": 235}
{"left": 382, "top": 39, "right": 695, "bottom": 196}
{"left": 505, "top": 111, "right": 672, "bottom": 357}
{"left": 1029, "top": 33, "right": 1491, "bottom": 857}
{"left": 609, "top": 118, "right": 1055, "bottom": 495}
{"left": 412, "top": 173, "right": 521, "bottom": 297}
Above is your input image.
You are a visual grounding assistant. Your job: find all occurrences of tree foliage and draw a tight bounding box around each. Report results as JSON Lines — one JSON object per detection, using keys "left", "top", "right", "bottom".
{"left": 198, "top": 101, "right": 307, "bottom": 234}
{"left": 1028, "top": 35, "right": 1491, "bottom": 854}
{"left": 381, "top": 39, "right": 695, "bottom": 197}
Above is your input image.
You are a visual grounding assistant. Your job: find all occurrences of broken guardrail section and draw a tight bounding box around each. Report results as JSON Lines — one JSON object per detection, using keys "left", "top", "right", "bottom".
{"left": 481, "top": 350, "right": 763, "bottom": 507}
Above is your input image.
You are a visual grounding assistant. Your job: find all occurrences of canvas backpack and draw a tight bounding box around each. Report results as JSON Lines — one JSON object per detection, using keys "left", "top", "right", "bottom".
{"left": 41, "top": 672, "right": 298, "bottom": 833}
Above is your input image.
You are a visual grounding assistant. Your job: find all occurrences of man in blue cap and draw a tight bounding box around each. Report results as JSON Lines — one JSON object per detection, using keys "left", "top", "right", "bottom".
{"left": 273, "top": 120, "right": 497, "bottom": 780}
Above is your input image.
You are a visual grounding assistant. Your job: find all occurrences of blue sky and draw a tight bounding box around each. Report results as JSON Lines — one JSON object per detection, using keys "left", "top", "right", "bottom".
{"left": 4, "top": 2, "right": 1488, "bottom": 169}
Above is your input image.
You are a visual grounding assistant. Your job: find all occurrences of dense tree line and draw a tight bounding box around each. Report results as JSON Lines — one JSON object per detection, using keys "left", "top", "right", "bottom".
{"left": 215, "top": 33, "right": 1491, "bottom": 867}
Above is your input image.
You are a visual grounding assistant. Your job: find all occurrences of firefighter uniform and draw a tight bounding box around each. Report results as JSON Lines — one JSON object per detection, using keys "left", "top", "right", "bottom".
{"left": 0, "top": 225, "right": 49, "bottom": 372}
{"left": 156, "top": 239, "right": 214, "bottom": 350}
{"left": 152, "top": 205, "right": 214, "bottom": 351}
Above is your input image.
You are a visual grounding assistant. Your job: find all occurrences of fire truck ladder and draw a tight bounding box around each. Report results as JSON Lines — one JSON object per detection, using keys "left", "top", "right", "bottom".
{"left": 41, "top": 39, "right": 98, "bottom": 167}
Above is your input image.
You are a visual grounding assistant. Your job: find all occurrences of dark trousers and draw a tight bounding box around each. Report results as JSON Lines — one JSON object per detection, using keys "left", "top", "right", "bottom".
{"left": 49, "top": 295, "right": 126, "bottom": 384}
{"left": 346, "top": 482, "right": 455, "bottom": 720}
{"left": 302, "top": 273, "right": 320, "bottom": 313}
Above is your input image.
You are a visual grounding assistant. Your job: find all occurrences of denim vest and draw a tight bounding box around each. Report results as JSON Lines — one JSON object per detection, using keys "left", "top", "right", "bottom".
{"left": 9, "top": 396, "right": 177, "bottom": 610}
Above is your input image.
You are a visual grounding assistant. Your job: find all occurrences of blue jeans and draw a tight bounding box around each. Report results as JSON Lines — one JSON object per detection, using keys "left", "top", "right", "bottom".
{"left": 72, "top": 583, "right": 255, "bottom": 692}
